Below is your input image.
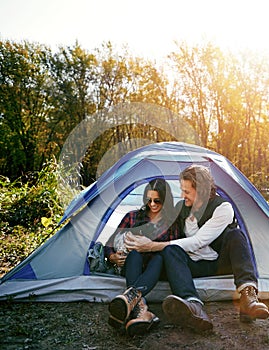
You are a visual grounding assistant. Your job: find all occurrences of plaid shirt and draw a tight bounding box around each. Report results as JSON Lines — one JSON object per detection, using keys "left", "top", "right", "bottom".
{"left": 104, "top": 209, "right": 180, "bottom": 258}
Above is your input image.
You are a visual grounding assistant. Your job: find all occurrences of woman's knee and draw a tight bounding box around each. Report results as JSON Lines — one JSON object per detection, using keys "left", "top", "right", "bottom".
{"left": 150, "top": 252, "right": 163, "bottom": 265}
{"left": 126, "top": 250, "right": 142, "bottom": 263}
{"left": 129, "top": 250, "right": 141, "bottom": 257}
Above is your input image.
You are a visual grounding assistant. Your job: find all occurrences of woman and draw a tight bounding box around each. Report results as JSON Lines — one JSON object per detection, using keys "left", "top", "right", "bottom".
{"left": 105, "top": 178, "right": 179, "bottom": 336}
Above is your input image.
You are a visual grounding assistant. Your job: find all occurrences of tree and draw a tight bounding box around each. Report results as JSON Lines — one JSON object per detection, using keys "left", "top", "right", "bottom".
{"left": 0, "top": 40, "right": 52, "bottom": 179}
{"left": 45, "top": 42, "right": 98, "bottom": 157}
{"left": 167, "top": 42, "right": 269, "bottom": 194}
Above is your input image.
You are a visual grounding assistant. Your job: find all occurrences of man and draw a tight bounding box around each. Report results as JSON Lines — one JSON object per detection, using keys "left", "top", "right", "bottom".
{"left": 125, "top": 165, "right": 269, "bottom": 332}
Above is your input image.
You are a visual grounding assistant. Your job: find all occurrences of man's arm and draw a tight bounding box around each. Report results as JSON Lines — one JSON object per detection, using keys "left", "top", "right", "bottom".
{"left": 124, "top": 202, "right": 234, "bottom": 254}
{"left": 168, "top": 202, "right": 234, "bottom": 252}
{"left": 124, "top": 232, "right": 170, "bottom": 253}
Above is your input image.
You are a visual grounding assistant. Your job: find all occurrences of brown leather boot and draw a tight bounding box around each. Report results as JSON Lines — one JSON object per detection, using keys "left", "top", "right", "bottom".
{"left": 240, "top": 286, "right": 269, "bottom": 322}
{"left": 108, "top": 287, "right": 142, "bottom": 329}
{"left": 162, "top": 295, "right": 213, "bottom": 332}
{"left": 126, "top": 298, "right": 160, "bottom": 336}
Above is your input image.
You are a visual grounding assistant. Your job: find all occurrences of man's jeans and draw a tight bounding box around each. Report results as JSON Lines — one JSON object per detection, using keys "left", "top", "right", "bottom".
{"left": 161, "top": 228, "right": 258, "bottom": 300}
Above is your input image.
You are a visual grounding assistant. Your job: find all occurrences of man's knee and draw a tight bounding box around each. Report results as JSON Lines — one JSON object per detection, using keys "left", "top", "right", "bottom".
{"left": 226, "top": 228, "right": 247, "bottom": 242}
{"left": 161, "top": 244, "right": 186, "bottom": 260}
{"left": 219, "top": 228, "right": 250, "bottom": 255}
{"left": 162, "top": 244, "right": 176, "bottom": 255}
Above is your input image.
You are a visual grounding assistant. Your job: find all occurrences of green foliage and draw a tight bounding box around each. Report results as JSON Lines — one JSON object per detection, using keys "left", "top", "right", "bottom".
{"left": 0, "top": 40, "right": 53, "bottom": 179}
{"left": 1, "top": 39, "right": 268, "bottom": 189}
{"left": 0, "top": 159, "right": 64, "bottom": 277}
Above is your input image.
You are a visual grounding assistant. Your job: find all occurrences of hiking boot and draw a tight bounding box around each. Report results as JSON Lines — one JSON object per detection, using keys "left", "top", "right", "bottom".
{"left": 108, "top": 287, "right": 142, "bottom": 329}
{"left": 239, "top": 286, "right": 269, "bottom": 322}
{"left": 126, "top": 298, "right": 160, "bottom": 336}
{"left": 162, "top": 295, "right": 213, "bottom": 332}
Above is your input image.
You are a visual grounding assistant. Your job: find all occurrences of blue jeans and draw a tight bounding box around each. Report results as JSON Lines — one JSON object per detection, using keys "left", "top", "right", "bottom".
{"left": 125, "top": 250, "right": 164, "bottom": 297}
{"left": 161, "top": 228, "right": 258, "bottom": 300}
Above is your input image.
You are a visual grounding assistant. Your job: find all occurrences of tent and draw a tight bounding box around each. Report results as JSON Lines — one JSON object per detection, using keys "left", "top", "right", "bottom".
{"left": 1, "top": 142, "right": 269, "bottom": 302}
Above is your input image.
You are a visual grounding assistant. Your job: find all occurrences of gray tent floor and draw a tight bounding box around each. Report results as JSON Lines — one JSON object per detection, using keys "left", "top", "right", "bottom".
{"left": 1, "top": 274, "right": 269, "bottom": 302}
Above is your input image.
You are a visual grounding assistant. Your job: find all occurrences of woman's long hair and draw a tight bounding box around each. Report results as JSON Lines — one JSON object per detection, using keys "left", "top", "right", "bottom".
{"left": 141, "top": 178, "right": 175, "bottom": 223}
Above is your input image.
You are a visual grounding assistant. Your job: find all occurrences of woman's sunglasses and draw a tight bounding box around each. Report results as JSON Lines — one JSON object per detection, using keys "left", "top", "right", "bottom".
{"left": 146, "top": 198, "right": 162, "bottom": 204}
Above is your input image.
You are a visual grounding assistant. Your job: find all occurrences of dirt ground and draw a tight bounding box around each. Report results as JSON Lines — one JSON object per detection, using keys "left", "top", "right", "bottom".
{"left": 1, "top": 300, "right": 269, "bottom": 350}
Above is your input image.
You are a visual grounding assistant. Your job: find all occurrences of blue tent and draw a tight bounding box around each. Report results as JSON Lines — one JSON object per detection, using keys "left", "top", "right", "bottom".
{"left": 1, "top": 142, "right": 268, "bottom": 302}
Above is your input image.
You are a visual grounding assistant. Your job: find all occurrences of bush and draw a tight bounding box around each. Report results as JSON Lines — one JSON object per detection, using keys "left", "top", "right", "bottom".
{"left": 0, "top": 159, "right": 64, "bottom": 277}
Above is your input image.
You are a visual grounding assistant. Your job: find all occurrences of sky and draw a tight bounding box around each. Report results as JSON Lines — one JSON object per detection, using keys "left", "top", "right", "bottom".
{"left": 1, "top": 0, "right": 269, "bottom": 59}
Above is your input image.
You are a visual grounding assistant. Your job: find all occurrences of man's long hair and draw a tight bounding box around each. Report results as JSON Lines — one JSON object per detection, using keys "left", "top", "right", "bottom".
{"left": 179, "top": 165, "right": 216, "bottom": 202}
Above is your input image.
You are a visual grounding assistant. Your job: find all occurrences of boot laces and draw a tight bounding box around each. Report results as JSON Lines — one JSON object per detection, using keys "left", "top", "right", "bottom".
{"left": 132, "top": 300, "right": 146, "bottom": 318}
{"left": 242, "top": 286, "right": 258, "bottom": 301}
{"left": 126, "top": 287, "right": 140, "bottom": 303}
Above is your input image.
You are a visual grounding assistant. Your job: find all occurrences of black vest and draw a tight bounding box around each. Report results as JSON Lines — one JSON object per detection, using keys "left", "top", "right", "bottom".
{"left": 175, "top": 195, "right": 237, "bottom": 253}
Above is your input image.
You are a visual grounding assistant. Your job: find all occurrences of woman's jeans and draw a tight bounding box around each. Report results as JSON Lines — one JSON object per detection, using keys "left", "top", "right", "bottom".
{"left": 161, "top": 228, "right": 258, "bottom": 300}
{"left": 125, "top": 250, "right": 163, "bottom": 297}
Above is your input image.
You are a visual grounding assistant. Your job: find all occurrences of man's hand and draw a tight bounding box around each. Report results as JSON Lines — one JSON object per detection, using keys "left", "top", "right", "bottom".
{"left": 124, "top": 232, "right": 153, "bottom": 253}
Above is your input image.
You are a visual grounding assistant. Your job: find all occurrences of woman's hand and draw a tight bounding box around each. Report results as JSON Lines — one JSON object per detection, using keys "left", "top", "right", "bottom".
{"left": 124, "top": 232, "right": 153, "bottom": 253}
{"left": 109, "top": 251, "right": 126, "bottom": 267}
